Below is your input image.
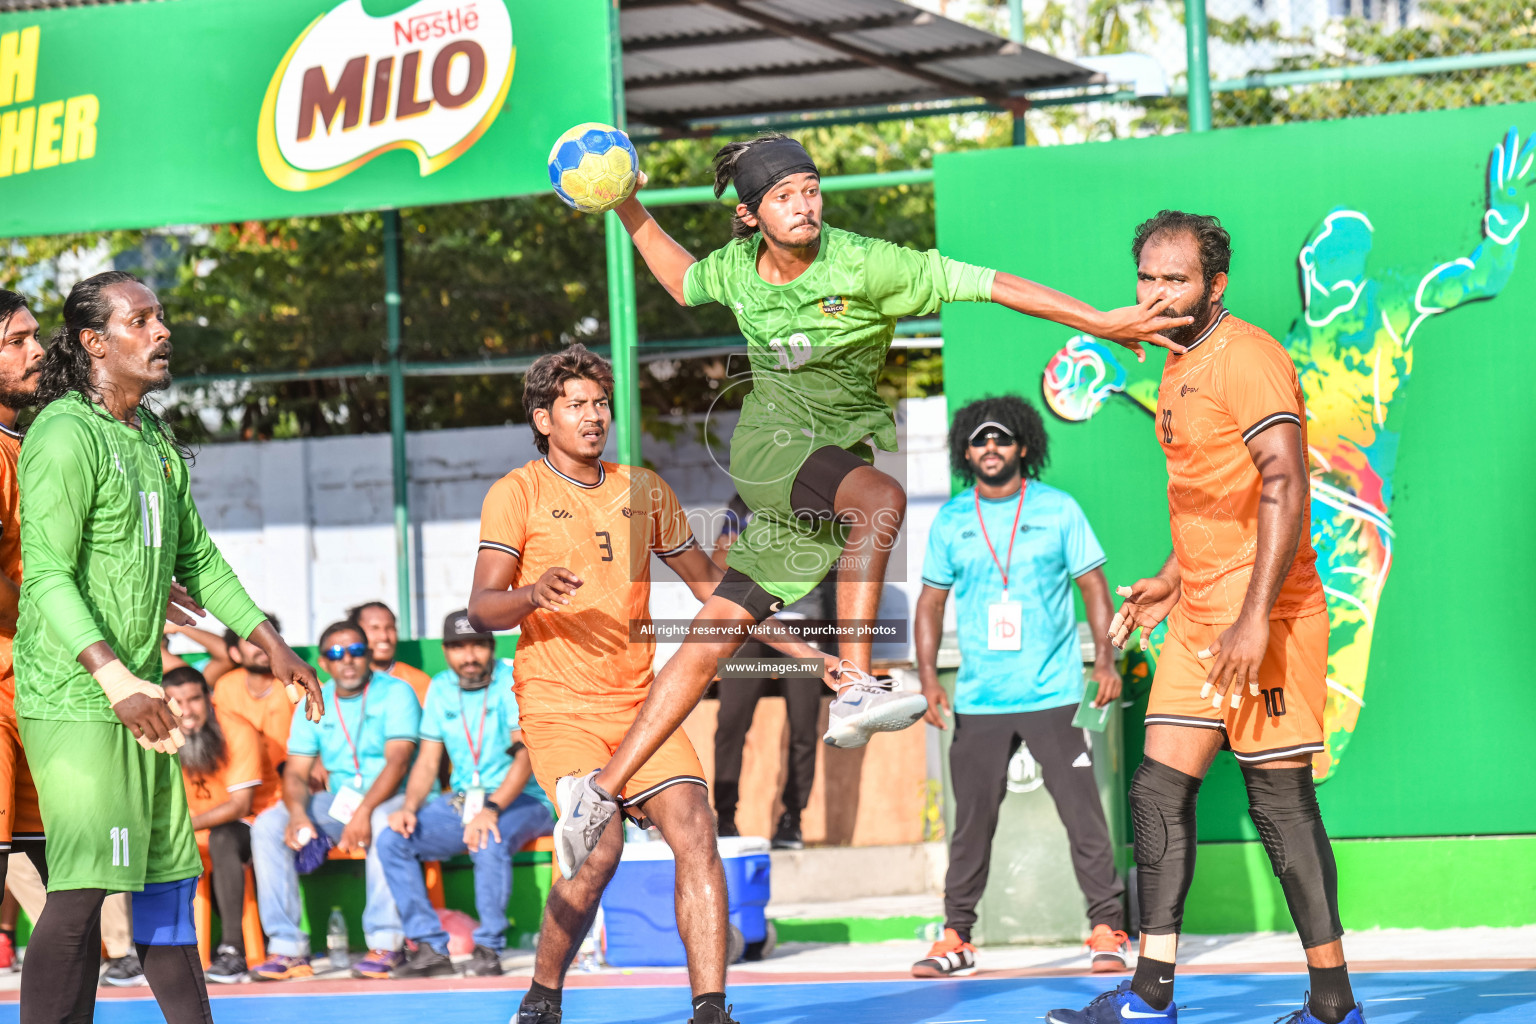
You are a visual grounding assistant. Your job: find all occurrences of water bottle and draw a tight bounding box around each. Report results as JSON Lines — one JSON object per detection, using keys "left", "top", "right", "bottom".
{"left": 326, "top": 907, "right": 349, "bottom": 970}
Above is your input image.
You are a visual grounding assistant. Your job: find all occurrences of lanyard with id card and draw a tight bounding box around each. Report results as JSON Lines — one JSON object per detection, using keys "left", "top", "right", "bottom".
{"left": 459, "top": 687, "right": 491, "bottom": 824}
{"left": 977, "top": 484, "right": 1026, "bottom": 651}
{"left": 328, "top": 683, "right": 370, "bottom": 824}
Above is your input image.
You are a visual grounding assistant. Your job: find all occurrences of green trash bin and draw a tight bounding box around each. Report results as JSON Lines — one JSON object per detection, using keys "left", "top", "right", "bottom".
{"left": 936, "top": 624, "right": 1128, "bottom": 945}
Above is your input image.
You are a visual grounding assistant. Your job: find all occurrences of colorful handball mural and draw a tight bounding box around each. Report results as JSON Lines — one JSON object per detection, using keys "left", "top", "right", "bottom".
{"left": 1042, "top": 126, "right": 1530, "bottom": 781}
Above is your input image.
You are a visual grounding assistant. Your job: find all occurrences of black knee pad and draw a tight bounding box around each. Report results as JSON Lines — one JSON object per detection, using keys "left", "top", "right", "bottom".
{"left": 712, "top": 568, "right": 785, "bottom": 622}
{"left": 1128, "top": 758, "right": 1202, "bottom": 934}
{"left": 1241, "top": 764, "right": 1343, "bottom": 948}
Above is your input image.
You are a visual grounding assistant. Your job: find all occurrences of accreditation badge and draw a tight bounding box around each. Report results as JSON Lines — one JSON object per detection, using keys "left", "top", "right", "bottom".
{"left": 987, "top": 591, "right": 1022, "bottom": 651}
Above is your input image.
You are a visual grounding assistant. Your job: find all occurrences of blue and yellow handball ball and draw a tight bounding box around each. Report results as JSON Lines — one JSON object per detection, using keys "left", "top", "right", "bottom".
{"left": 548, "top": 123, "right": 639, "bottom": 214}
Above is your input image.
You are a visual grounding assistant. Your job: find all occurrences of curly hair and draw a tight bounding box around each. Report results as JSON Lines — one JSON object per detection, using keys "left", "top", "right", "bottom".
{"left": 1131, "top": 210, "right": 1232, "bottom": 284}
{"left": 949, "top": 395, "right": 1050, "bottom": 485}
{"left": 522, "top": 343, "right": 614, "bottom": 455}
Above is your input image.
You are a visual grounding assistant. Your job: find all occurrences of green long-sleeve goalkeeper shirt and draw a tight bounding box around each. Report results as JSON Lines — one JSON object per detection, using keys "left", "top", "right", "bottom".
{"left": 15, "top": 394, "right": 266, "bottom": 721}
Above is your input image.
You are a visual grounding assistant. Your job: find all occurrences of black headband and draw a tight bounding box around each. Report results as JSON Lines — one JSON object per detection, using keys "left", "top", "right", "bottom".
{"left": 732, "top": 137, "right": 819, "bottom": 209}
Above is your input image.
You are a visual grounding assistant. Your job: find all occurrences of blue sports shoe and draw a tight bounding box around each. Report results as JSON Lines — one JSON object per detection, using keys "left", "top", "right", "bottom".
{"left": 1047, "top": 980, "right": 1177, "bottom": 1024}
{"left": 1274, "top": 993, "right": 1366, "bottom": 1024}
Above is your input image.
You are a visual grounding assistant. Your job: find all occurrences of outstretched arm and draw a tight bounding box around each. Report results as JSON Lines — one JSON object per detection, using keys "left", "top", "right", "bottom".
{"left": 615, "top": 176, "right": 697, "bottom": 305}
{"left": 991, "top": 273, "right": 1192, "bottom": 361}
{"left": 1418, "top": 127, "right": 1531, "bottom": 313}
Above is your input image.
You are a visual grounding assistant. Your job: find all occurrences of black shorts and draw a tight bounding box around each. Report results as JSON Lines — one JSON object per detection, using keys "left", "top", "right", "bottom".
{"left": 789, "top": 444, "right": 869, "bottom": 522}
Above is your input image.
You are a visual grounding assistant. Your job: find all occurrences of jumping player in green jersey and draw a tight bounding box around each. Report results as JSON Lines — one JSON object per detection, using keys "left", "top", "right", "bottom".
{"left": 15, "top": 271, "right": 323, "bottom": 1024}
{"left": 552, "top": 134, "right": 1191, "bottom": 879}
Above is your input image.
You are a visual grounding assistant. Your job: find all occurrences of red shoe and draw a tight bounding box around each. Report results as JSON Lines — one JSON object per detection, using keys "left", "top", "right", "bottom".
{"left": 911, "top": 927, "right": 977, "bottom": 978}
{"left": 1086, "top": 924, "right": 1129, "bottom": 973}
{"left": 0, "top": 932, "right": 13, "bottom": 970}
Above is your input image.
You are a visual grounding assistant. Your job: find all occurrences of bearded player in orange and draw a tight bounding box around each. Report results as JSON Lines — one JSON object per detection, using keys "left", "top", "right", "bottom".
{"left": 0, "top": 290, "right": 48, "bottom": 896}
{"left": 1049, "top": 213, "right": 1365, "bottom": 1024}
{"left": 468, "top": 344, "right": 827, "bottom": 1024}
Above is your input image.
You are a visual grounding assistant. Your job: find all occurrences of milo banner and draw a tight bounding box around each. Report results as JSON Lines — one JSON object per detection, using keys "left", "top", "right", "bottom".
{"left": 0, "top": 0, "right": 611, "bottom": 235}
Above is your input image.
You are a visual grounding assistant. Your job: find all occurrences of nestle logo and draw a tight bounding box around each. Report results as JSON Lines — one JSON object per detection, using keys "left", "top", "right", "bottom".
{"left": 394, "top": 3, "right": 480, "bottom": 45}
{"left": 551, "top": 509, "right": 573, "bottom": 519}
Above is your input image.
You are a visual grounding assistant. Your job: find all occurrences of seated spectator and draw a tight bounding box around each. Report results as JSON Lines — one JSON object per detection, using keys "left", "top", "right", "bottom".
{"left": 164, "top": 666, "right": 277, "bottom": 984}
{"left": 378, "top": 610, "right": 554, "bottom": 978}
{"left": 350, "top": 601, "right": 431, "bottom": 703}
{"left": 170, "top": 612, "right": 294, "bottom": 785}
{"left": 249, "top": 621, "right": 420, "bottom": 982}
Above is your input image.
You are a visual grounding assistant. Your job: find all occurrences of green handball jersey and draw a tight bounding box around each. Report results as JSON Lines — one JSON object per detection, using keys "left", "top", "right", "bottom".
{"left": 15, "top": 394, "right": 266, "bottom": 721}
{"left": 683, "top": 226, "right": 995, "bottom": 603}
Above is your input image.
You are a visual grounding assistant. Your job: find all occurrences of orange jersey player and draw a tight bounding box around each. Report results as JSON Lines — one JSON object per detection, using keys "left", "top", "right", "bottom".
{"left": 1050, "top": 213, "right": 1362, "bottom": 1024}
{"left": 468, "top": 344, "right": 828, "bottom": 1024}
{"left": 0, "top": 292, "right": 45, "bottom": 882}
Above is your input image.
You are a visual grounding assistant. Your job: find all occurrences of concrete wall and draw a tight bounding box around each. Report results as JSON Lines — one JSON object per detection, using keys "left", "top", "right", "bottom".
{"left": 184, "top": 396, "right": 955, "bottom": 651}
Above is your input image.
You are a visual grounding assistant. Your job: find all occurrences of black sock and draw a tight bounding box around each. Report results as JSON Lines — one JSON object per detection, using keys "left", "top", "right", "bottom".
{"left": 1131, "top": 954, "right": 1176, "bottom": 1011}
{"left": 1307, "top": 964, "right": 1355, "bottom": 1024}
{"left": 525, "top": 980, "right": 563, "bottom": 1009}
{"left": 692, "top": 992, "right": 727, "bottom": 1018}
{"left": 950, "top": 926, "right": 971, "bottom": 944}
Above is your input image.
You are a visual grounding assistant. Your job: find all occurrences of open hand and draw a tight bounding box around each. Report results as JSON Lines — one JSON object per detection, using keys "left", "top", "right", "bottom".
{"left": 388, "top": 809, "right": 417, "bottom": 838}
{"left": 270, "top": 644, "right": 324, "bottom": 723}
{"left": 1486, "top": 126, "right": 1534, "bottom": 244}
{"left": 1197, "top": 614, "right": 1268, "bottom": 710}
{"left": 1095, "top": 296, "right": 1193, "bottom": 362}
{"left": 464, "top": 808, "right": 502, "bottom": 852}
{"left": 338, "top": 815, "right": 372, "bottom": 852}
{"left": 164, "top": 581, "right": 205, "bottom": 629}
{"left": 531, "top": 567, "right": 583, "bottom": 611}
{"left": 1108, "top": 576, "right": 1180, "bottom": 651}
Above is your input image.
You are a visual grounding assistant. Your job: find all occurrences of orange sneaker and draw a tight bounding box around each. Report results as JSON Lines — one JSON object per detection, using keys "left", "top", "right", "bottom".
{"left": 911, "top": 927, "right": 977, "bottom": 978}
{"left": 1086, "top": 924, "right": 1129, "bottom": 973}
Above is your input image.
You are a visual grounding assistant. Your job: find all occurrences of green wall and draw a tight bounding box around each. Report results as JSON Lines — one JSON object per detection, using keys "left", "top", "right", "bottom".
{"left": 935, "top": 103, "right": 1536, "bottom": 843}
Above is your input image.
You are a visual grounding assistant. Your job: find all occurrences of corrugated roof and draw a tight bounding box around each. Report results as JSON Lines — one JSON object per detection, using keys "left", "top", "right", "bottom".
{"left": 623, "top": 0, "right": 1095, "bottom": 135}
{"left": 0, "top": 0, "right": 1092, "bottom": 137}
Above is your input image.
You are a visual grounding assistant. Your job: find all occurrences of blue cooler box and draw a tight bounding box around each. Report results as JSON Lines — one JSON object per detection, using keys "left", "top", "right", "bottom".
{"left": 600, "top": 835, "right": 771, "bottom": 967}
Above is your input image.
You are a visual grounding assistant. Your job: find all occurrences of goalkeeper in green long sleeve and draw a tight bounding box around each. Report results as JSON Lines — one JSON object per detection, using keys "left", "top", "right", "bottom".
{"left": 14, "top": 270, "right": 323, "bottom": 1024}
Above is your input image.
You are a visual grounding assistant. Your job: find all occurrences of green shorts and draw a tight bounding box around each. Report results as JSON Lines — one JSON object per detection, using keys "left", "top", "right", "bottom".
{"left": 18, "top": 717, "right": 200, "bottom": 892}
{"left": 726, "top": 430, "right": 871, "bottom": 606}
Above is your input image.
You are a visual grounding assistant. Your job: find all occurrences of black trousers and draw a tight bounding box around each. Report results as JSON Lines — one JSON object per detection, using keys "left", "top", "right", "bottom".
{"left": 713, "top": 642, "right": 824, "bottom": 819}
{"left": 207, "top": 820, "right": 252, "bottom": 954}
{"left": 945, "top": 704, "right": 1126, "bottom": 933}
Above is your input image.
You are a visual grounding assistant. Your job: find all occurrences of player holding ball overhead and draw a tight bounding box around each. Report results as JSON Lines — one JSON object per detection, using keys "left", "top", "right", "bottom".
{"left": 548, "top": 129, "right": 1197, "bottom": 881}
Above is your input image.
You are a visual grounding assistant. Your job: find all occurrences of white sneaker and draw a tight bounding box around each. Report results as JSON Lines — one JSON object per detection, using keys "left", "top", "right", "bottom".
{"left": 822, "top": 661, "right": 928, "bottom": 749}
{"left": 553, "top": 771, "right": 619, "bottom": 880}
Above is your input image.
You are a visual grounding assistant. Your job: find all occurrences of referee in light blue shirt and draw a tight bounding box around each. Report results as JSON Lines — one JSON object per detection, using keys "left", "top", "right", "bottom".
{"left": 911, "top": 396, "right": 1128, "bottom": 979}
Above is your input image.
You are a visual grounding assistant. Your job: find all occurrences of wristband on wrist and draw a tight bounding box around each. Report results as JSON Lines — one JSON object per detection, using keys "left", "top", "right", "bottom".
{"left": 483, "top": 799, "right": 503, "bottom": 815}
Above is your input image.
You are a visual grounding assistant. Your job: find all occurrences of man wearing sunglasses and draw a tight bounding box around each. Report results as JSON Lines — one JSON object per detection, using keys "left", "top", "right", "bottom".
{"left": 250, "top": 620, "right": 421, "bottom": 982}
{"left": 911, "top": 396, "right": 1127, "bottom": 979}
{"left": 378, "top": 610, "right": 554, "bottom": 979}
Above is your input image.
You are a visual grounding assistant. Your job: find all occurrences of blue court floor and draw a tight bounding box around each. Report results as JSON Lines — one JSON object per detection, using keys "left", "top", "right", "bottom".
{"left": 12, "top": 971, "right": 1532, "bottom": 1024}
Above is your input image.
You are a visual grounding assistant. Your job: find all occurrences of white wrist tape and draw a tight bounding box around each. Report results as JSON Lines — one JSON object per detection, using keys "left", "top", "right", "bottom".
{"left": 92, "top": 660, "right": 186, "bottom": 754}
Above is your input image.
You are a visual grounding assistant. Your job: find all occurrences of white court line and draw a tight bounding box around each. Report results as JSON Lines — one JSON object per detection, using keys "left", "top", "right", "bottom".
{"left": 1479, "top": 992, "right": 1536, "bottom": 997}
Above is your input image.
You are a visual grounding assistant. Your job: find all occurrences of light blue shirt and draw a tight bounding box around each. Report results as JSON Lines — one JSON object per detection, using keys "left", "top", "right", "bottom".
{"left": 922, "top": 481, "right": 1105, "bottom": 715}
{"left": 288, "top": 672, "right": 421, "bottom": 793}
{"left": 420, "top": 659, "right": 554, "bottom": 814}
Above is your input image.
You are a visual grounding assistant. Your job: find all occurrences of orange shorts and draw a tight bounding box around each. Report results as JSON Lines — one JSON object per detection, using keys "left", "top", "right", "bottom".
{"left": 1146, "top": 608, "right": 1329, "bottom": 764}
{"left": 0, "top": 714, "right": 44, "bottom": 846}
{"left": 520, "top": 709, "right": 706, "bottom": 820}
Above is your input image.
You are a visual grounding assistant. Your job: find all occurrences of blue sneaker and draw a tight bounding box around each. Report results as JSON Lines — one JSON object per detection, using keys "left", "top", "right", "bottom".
{"left": 1047, "top": 980, "right": 1177, "bottom": 1024}
{"left": 1274, "top": 993, "right": 1366, "bottom": 1024}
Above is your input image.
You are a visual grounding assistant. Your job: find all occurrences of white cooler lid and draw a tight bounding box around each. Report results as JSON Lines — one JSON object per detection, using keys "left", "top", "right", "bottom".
{"left": 619, "top": 834, "right": 771, "bottom": 861}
